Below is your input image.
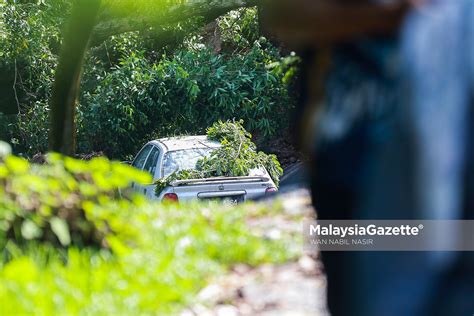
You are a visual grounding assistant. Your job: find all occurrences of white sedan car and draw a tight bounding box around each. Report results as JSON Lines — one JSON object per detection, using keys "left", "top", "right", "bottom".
{"left": 130, "top": 136, "right": 277, "bottom": 203}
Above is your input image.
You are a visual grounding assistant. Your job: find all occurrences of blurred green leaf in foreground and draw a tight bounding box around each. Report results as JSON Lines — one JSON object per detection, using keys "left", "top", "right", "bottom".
{"left": 0, "top": 152, "right": 300, "bottom": 315}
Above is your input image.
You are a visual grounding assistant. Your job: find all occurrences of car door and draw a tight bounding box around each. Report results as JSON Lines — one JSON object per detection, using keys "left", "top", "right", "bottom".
{"left": 142, "top": 146, "right": 161, "bottom": 199}
{"left": 131, "top": 144, "right": 153, "bottom": 193}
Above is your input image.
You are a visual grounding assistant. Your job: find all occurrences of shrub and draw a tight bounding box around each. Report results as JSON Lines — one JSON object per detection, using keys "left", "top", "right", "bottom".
{"left": 0, "top": 149, "right": 151, "bottom": 251}
{"left": 0, "top": 147, "right": 300, "bottom": 314}
{"left": 0, "top": 199, "right": 299, "bottom": 315}
{"left": 78, "top": 42, "right": 296, "bottom": 159}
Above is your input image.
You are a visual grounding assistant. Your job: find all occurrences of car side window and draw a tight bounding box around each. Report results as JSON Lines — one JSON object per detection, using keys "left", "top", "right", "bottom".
{"left": 143, "top": 146, "right": 160, "bottom": 177}
{"left": 132, "top": 145, "right": 152, "bottom": 170}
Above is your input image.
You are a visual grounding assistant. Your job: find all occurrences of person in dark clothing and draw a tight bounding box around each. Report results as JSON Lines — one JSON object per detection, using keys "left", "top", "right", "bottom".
{"left": 309, "top": 1, "right": 474, "bottom": 315}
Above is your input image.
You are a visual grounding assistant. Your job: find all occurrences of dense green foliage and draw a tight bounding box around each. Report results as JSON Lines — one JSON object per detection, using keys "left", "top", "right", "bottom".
{"left": 0, "top": 2, "right": 302, "bottom": 313}
{"left": 1, "top": 203, "right": 298, "bottom": 314}
{"left": 0, "top": 142, "right": 299, "bottom": 314}
{"left": 0, "top": 2, "right": 298, "bottom": 159}
{"left": 0, "top": 142, "right": 151, "bottom": 251}
{"left": 218, "top": 7, "right": 260, "bottom": 51}
{"left": 79, "top": 43, "right": 294, "bottom": 158}
{"left": 155, "top": 120, "right": 283, "bottom": 196}
{"left": 0, "top": 1, "right": 66, "bottom": 153}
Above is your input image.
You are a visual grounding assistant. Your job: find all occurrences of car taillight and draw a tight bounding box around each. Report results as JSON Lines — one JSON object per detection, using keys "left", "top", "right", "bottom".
{"left": 163, "top": 193, "right": 179, "bottom": 202}
{"left": 265, "top": 187, "right": 277, "bottom": 194}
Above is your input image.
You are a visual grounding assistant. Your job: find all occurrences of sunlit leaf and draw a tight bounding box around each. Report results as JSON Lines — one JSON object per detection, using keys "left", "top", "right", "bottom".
{"left": 50, "top": 217, "right": 71, "bottom": 246}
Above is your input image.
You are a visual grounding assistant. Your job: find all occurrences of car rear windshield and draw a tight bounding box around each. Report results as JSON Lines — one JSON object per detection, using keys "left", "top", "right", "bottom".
{"left": 162, "top": 148, "right": 214, "bottom": 178}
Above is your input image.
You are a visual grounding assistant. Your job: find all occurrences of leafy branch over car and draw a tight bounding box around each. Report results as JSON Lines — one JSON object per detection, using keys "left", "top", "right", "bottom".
{"left": 129, "top": 120, "right": 282, "bottom": 202}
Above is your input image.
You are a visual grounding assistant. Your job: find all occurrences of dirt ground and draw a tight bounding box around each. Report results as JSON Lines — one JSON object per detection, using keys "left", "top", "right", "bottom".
{"left": 181, "top": 189, "right": 329, "bottom": 316}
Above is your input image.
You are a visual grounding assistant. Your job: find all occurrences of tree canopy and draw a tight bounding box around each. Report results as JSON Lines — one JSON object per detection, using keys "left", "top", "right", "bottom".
{"left": 0, "top": 0, "right": 298, "bottom": 158}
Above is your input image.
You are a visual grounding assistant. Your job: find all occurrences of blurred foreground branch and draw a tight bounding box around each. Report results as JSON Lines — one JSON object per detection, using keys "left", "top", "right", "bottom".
{"left": 262, "top": 0, "right": 408, "bottom": 46}
{"left": 91, "top": 0, "right": 259, "bottom": 46}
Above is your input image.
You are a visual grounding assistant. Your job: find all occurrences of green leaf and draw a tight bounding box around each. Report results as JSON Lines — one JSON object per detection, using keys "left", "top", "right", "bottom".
{"left": 50, "top": 217, "right": 71, "bottom": 246}
{"left": 0, "top": 141, "right": 11, "bottom": 158}
{"left": 21, "top": 220, "right": 42, "bottom": 240}
{"left": 5, "top": 156, "right": 29, "bottom": 173}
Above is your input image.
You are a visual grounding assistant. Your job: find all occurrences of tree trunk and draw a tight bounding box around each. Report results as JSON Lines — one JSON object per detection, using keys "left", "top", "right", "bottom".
{"left": 49, "top": 0, "right": 101, "bottom": 155}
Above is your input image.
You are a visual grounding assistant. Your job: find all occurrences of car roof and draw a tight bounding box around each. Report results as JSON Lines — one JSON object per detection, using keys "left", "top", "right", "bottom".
{"left": 151, "top": 135, "right": 221, "bottom": 151}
